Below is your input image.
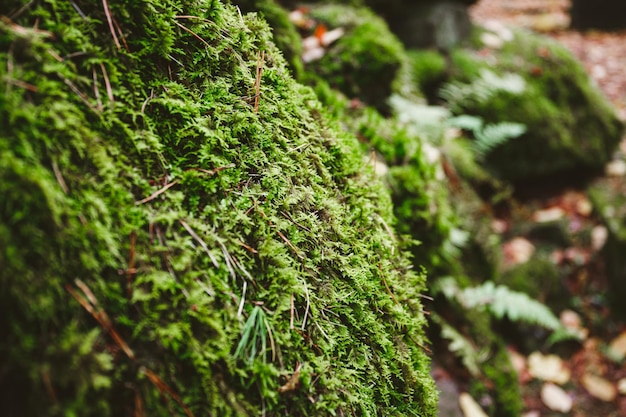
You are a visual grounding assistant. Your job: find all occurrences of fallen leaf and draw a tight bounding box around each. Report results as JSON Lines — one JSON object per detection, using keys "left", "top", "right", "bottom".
{"left": 502, "top": 237, "right": 535, "bottom": 267}
{"left": 606, "top": 160, "right": 626, "bottom": 176}
{"left": 481, "top": 32, "right": 504, "bottom": 49}
{"left": 319, "top": 27, "right": 344, "bottom": 47}
{"left": 541, "top": 382, "right": 573, "bottom": 413}
{"left": 491, "top": 218, "right": 508, "bottom": 234}
{"left": 575, "top": 197, "right": 593, "bottom": 217}
{"left": 528, "top": 352, "right": 570, "bottom": 384}
{"left": 591, "top": 225, "right": 608, "bottom": 252}
{"left": 508, "top": 347, "right": 527, "bottom": 374}
{"left": 607, "top": 331, "right": 626, "bottom": 362}
{"left": 559, "top": 309, "right": 588, "bottom": 339}
{"left": 532, "top": 207, "right": 565, "bottom": 223}
{"left": 617, "top": 378, "right": 626, "bottom": 395}
{"left": 581, "top": 373, "right": 617, "bottom": 402}
{"left": 459, "top": 392, "right": 488, "bottom": 417}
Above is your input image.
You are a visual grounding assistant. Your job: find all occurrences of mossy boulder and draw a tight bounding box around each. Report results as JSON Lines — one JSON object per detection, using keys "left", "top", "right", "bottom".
{"left": 418, "top": 28, "right": 624, "bottom": 185}
{"left": 0, "top": 1, "right": 438, "bottom": 415}
{"left": 303, "top": 4, "right": 407, "bottom": 111}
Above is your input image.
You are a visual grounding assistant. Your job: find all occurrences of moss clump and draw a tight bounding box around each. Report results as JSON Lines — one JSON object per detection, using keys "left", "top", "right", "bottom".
{"left": 230, "top": 0, "right": 304, "bottom": 78}
{"left": 441, "top": 29, "right": 623, "bottom": 184}
{"left": 0, "top": 1, "right": 437, "bottom": 415}
{"left": 303, "top": 4, "right": 407, "bottom": 111}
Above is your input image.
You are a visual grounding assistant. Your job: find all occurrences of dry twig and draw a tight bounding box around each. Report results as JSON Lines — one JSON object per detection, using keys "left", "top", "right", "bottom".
{"left": 253, "top": 51, "right": 265, "bottom": 113}
{"left": 101, "top": 0, "right": 121, "bottom": 49}
{"left": 135, "top": 180, "right": 179, "bottom": 205}
{"left": 65, "top": 279, "right": 135, "bottom": 359}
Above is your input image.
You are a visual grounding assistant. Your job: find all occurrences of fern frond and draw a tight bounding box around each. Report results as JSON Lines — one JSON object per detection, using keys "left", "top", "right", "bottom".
{"left": 473, "top": 122, "right": 526, "bottom": 157}
{"left": 431, "top": 313, "right": 484, "bottom": 377}
{"left": 460, "top": 281, "right": 561, "bottom": 330}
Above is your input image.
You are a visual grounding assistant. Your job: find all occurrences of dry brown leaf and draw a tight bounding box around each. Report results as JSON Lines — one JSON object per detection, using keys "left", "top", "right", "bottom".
{"left": 617, "top": 378, "right": 626, "bottom": 395}
{"left": 559, "top": 309, "right": 588, "bottom": 339}
{"left": 503, "top": 237, "right": 535, "bottom": 267}
{"left": 528, "top": 352, "right": 570, "bottom": 384}
{"left": 508, "top": 348, "right": 527, "bottom": 375}
{"left": 541, "top": 382, "right": 573, "bottom": 413}
{"left": 608, "top": 331, "right": 626, "bottom": 361}
{"left": 575, "top": 197, "right": 593, "bottom": 217}
{"left": 459, "top": 392, "right": 488, "bottom": 417}
{"left": 606, "top": 160, "right": 626, "bottom": 176}
{"left": 581, "top": 373, "right": 617, "bottom": 402}
{"left": 591, "top": 225, "right": 608, "bottom": 252}
{"left": 532, "top": 206, "right": 565, "bottom": 223}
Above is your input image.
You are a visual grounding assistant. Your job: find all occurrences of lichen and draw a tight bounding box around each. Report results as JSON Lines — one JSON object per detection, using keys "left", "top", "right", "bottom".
{"left": 0, "top": 1, "right": 437, "bottom": 415}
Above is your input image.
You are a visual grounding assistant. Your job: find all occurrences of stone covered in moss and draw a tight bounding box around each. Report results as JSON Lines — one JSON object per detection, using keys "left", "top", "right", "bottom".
{"left": 0, "top": 1, "right": 437, "bottom": 415}
{"left": 425, "top": 29, "right": 623, "bottom": 184}
{"left": 303, "top": 4, "right": 406, "bottom": 111}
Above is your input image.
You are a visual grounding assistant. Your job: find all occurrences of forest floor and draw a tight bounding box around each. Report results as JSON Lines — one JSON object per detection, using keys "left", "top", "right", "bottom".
{"left": 441, "top": 1, "right": 626, "bottom": 416}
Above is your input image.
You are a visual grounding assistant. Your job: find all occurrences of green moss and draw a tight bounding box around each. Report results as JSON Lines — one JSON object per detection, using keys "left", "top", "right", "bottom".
{"left": 304, "top": 4, "right": 406, "bottom": 111}
{"left": 0, "top": 1, "right": 437, "bottom": 415}
{"left": 441, "top": 29, "right": 624, "bottom": 183}
{"left": 230, "top": 0, "right": 304, "bottom": 78}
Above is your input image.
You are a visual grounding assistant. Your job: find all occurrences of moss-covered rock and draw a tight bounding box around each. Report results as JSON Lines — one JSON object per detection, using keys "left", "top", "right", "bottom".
{"left": 421, "top": 28, "right": 624, "bottom": 185}
{"left": 0, "top": 1, "right": 438, "bottom": 415}
{"left": 303, "top": 4, "right": 407, "bottom": 111}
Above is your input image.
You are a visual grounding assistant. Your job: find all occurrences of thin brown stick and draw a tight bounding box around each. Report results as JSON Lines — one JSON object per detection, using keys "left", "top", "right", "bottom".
{"left": 174, "top": 21, "right": 210, "bottom": 48}
{"left": 237, "top": 240, "right": 258, "bottom": 254}
{"left": 51, "top": 160, "right": 69, "bottom": 194}
{"left": 66, "top": 280, "right": 135, "bottom": 359}
{"left": 188, "top": 164, "right": 235, "bottom": 176}
{"left": 179, "top": 219, "right": 219, "bottom": 268}
{"left": 253, "top": 51, "right": 265, "bottom": 113}
{"left": 41, "top": 368, "right": 58, "bottom": 404}
{"left": 46, "top": 48, "right": 63, "bottom": 62}
{"left": 276, "top": 230, "right": 303, "bottom": 259}
{"left": 111, "top": 16, "right": 129, "bottom": 52}
{"left": 1, "top": 16, "right": 53, "bottom": 37}
{"left": 99, "top": 62, "right": 114, "bottom": 103}
{"left": 101, "top": 0, "right": 121, "bottom": 49}
{"left": 301, "top": 281, "right": 310, "bottom": 331}
{"left": 135, "top": 180, "right": 179, "bottom": 205}
{"left": 377, "top": 263, "right": 399, "bottom": 305}
{"left": 62, "top": 76, "right": 99, "bottom": 113}
{"left": 141, "top": 89, "right": 155, "bottom": 114}
{"left": 140, "top": 367, "right": 195, "bottom": 417}
{"left": 281, "top": 211, "right": 312, "bottom": 233}
{"left": 126, "top": 231, "right": 137, "bottom": 298}
{"left": 92, "top": 66, "right": 103, "bottom": 111}
{"left": 134, "top": 390, "right": 146, "bottom": 417}
{"left": 5, "top": 78, "right": 38, "bottom": 92}
{"left": 290, "top": 294, "right": 295, "bottom": 330}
